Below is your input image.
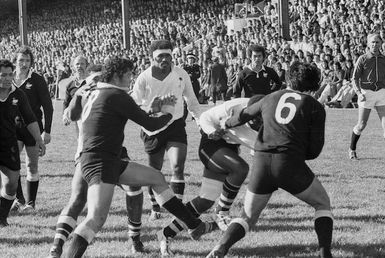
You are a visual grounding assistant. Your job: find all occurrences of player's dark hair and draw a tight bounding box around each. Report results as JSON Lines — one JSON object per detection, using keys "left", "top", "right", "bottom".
{"left": 13, "top": 45, "right": 34, "bottom": 66}
{"left": 288, "top": 61, "right": 320, "bottom": 92}
{"left": 101, "top": 56, "right": 133, "bottom": 83}
{"left": 248, "top": 44, "right": 266, "bottom": 58}
{"left": 149, "top": 40, "right": 173, "bottom": 56}
{"left": 0, "top": 59, "right": 15, "bottom": 71}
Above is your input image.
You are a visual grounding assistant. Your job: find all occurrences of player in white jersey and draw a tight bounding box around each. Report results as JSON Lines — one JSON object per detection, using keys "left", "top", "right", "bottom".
{"left": 131, "top": 40, "right": 201, "bottom": 220}
{"left": 156, "top": 95, "right": 264, "bottom": 256}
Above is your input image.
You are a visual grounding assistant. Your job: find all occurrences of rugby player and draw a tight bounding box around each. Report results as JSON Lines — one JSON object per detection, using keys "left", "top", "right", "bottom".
{"left": 64, "top": 57, "right": 212, "bottom": 258}
{"left": 11, "top": 46, "right": 53, "bottom": 212}
{"left": 131, "top": 40, "right": 201, "bottom": 220}
{"left": 157, "top": 95, "right": 264, "bottom": 256}
{"left": 207, "top": 62, "right": 333, "bottom": 258}
{"left": 349, "top": 33, "right": 385, "bottom": 160}
{"left": 0, "top": 59, "right": 45, "bottom": 226}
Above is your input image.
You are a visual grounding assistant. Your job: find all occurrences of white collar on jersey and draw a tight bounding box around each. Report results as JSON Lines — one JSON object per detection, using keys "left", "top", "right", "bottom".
{"left": 97, "top": 82, "right": 130, "bottom": 92}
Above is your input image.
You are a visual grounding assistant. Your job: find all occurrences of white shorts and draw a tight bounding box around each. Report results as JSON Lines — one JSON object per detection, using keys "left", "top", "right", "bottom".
{"left": 358, "top": 88, "right": 385, "bottom": 109}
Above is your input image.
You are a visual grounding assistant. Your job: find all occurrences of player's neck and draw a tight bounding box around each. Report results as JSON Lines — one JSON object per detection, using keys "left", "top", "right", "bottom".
{"left": 152, "top": 66, "right": 171, "bottom": 80}
{"left": 15, "top": 69, "right": 29, "bottom": 80}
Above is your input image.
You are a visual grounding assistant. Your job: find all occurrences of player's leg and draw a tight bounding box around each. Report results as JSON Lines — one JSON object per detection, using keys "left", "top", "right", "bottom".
{"left": 64, "top": 182, "right": 115, "bottom": 258}
{"left": 49, "top": 163, "right": 87, "bottom": 257}
{"left": 24, "top": 144, "right": 40, "bottom": 210}
{"left": 119, "top": 162, "right": 212, "bottom": 240}
{"left": 0, "top": 166, "right": 20, "bottom": 226}
{"left": 166, "top": 142, "right": 187, "bottom": 201}
{"left": 295, "top": 177, "right": 333, "bottom": 258}
{"left": 147, "top": 148, "right": 165, "bottom": 220}
{"left": 11, "top": 141, "right": 26, "bottom": 211}
{"left": 350, "top": 104, "right": 371, "bottom": 160}
{"left": 374, "top": 104, "right": 385, "bottom": 139}
{"left": 120, "top": 185, "right": 144, "bottom": 254}
{"left": 278, "top": 155, "right": 333, "bottom": 258}
{"left": 207, "top": 152, "right": 275, "bottom": 257}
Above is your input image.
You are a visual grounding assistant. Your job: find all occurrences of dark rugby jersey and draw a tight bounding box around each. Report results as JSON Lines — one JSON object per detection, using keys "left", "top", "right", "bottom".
{"left": 63, "top": 77, "right": 86, "bottom": 111}
{"left": 16, "top": 71, "right": 53, "bottom": 133}
{"left": 234, "top": 66, "right": 282, "bottom": 97}
{"left": 227, "top": 89, "right": 325, "bottom": 160}
{"left": 81, "top": 84, "right": 172, "bottom": 157}
{"left": 0, "top": 86, "right": 36, "bottom": 141}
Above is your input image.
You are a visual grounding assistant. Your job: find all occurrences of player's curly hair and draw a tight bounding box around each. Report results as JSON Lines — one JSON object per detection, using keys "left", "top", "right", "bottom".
{"left": 248, "top": 44, "right": 266, "bottom": 58}
{"left": 0, "top": 59, "right": 15, "bottom": 70}
{"left": 13, "top": 45, "right": 34, "bottom": 66}
{"left": 288, "top": 61, "right": 320, "bottom": 92}
{"left": 149, "top": 40, "right": 173, "bottom": 56}
{"left": 101, "top": 56, "right": 134, "bottom": 83}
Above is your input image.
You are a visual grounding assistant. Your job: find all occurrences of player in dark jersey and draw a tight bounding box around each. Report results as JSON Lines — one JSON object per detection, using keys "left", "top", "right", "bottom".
{"left": 64, "top": 57, "right": 213, "bottom": 258}
{"left": 0, "top": 59, "right": 45, "bottom": 227}
{"left": 207, "top": 62, "right": 333, "bottom": 258}
{"left": 11, "top": 46, "right": 53, "bottom": 212}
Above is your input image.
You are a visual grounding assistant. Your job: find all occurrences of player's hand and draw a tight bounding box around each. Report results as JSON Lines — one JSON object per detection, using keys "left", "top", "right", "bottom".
{"left": 207, "top": 128, "right": 226, "bottom": 140}
{"left": 148, "top": 95, "right": 162, "bottom": 114}
{"left": 160, "top": 94, "right": 177, "bottom": 106}
{"left": 62, "top": 109, "right": 71, "bottom": 126}
{"left": 358, "top": 92, "right": 366, "bottom": 102}
{"left": 36, "top": 140, "right": 46, "bottom": 157}
{"left": 42, "top": 132, "right": 51, "bottom": 144}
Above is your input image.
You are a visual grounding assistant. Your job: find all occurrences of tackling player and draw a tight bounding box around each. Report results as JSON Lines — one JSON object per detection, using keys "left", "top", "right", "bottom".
{"left": 64, "top": 57, "right": 213, "bottom": 258}
{"left": 157, "top": 95, "right": 264, "bottom": 256}
{"left": 0, "top": 59, "right": 45, "bottom": 227}
{"left": 207, "top": 62, "right": 333, "bottom": 258}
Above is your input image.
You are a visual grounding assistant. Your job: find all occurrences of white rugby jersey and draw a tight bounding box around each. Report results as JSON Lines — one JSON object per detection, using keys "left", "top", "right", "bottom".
{"left": 131, "top": 65, "right": 200, "bottom": 136}
{"left": 199, "top": 98, "right": 258, "bottom": 150}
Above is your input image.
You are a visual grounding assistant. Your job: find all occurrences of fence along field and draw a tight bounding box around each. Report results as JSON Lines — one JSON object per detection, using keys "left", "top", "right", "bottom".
{"left": 0, "top": 102, "right": 384, "bottom": 257}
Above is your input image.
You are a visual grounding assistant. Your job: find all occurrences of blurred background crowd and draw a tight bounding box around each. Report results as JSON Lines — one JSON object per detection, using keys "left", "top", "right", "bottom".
{"left": 0, "top": 0, "right": 383, "bottom": 107}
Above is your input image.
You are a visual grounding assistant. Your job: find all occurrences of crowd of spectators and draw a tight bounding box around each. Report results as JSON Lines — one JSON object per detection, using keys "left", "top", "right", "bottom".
{"left": 0, "top": 0, "right": 383, "bottom": 107}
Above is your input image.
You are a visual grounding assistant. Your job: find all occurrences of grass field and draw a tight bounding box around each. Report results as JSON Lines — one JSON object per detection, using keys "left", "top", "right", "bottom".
{"left": 1, "top": 101, "right": 384, "bottom": 258}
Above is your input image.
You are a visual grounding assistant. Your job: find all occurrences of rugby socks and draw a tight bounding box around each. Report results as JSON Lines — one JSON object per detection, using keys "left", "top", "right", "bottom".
{"left": 26, "top": 180, "right": 39, "bottom": 207}
{"left": 216, "top": 179, "right": 241, "bottom": 215}
{"left": 52, "top": 216, "right": 77, "bottom": 251}
{"left": 163, "top": 201, "right": 201, "bottom": 238}
{"left": 0, "top": 195, "right": 15, "bottom": 222}
{"left": 170, "top": 178, "right": 185, "bottom": 200}
{"left": 155, "top": 188, "right": 201, "bottom": 230}
{"left": 314, "top": 210, "right": 333, "bottom": 258}
{"left": 350, "top": 129, "right": 361, "bottom": 150}
{"left": 65, "top": 224, "right": 95, "bottom": 257}
{"left": 148, "top": 187, "right": 161, "bottom": 212}
{"left": 218, "top": 218, "right": 249, "bottom": 254}
{"left": 125, "top": 189, "right": 143, "bottom": 240}
{"left": 16, "top": 176, "right": 25, "bottom": 204}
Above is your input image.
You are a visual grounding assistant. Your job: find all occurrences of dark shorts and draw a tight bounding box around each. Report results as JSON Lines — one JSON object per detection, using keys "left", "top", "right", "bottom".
{"left": 140, "top": 118, "right": 187, "bottom": 154}
{"left": 0, "top": 138, "right": 21, "bottom": 171}
{"left": 198, "top": 132, "right": 239, "bottom": 172}
{"left": 248, "top": 151, "right": 315, "bottom": 195}
{"left": 16, "top": 120, "right": 43, "bottom": 147}
{"left": 80, "top": 152, "right": 129, "bottom": 186}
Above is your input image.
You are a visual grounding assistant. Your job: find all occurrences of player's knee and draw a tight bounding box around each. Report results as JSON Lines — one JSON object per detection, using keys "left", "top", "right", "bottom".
{"left": 310, "top": 192, "right": 331, "bottom": 211}
{"left": 26, "top": 173, "right": 39, "bottom": 182}
{"left": 199, "top": 177, "right": 222, "bottom": 201}
{"left": 193, "top": 197, "right": 215, "bottom": 212}
{"left": 354, "top": 122, "right": 367, "bottom": 134}
{"left": 233, "top": 161, "right": 249, "bottom": 179}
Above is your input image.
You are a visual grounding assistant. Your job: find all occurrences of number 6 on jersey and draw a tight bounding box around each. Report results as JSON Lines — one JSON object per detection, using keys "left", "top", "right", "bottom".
{"left": 274, "top": 92, "right": 301, "bottom": 124}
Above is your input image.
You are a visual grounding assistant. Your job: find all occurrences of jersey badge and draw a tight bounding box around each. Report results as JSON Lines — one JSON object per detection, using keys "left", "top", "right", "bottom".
{"left": 25, "top": 82, "right": 33, "bottom": 89}
{"left": 12, "top": 98, "right": 19, "bottom": 105}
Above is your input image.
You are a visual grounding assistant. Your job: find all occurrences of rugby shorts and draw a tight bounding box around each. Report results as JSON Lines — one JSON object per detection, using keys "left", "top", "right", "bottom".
{"left": 140, "top": 118, "right": 187, "bottom": 154}
{"left": 198, "top": 132, "right": 239, "bottom": 173}
{"left": 248, "top": 151, "right": 315, "bottom": 195}
{"left": 16, "top": 120, "right": 43, "bottom": 146}
{"left": 358, "top": 88, "right": 385, "bottom": 109}
{"left": 0, "top": 138, "right": 21, "bottom": 171}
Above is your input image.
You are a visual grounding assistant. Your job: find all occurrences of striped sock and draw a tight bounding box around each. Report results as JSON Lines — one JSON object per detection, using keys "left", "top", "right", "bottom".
{"left": 128, "top": 219, "right": 142, "bottom": 239}
{"left": 170, "top": 179, "right": 185, "bottom": 201}
{"left": 52, "top": 215, "right": 77, "bottom": 249}
{"left": 216, "top": 179, "right": 241, "bottom": 214}
{"left": 148, "top": 187, "right": 160, "bottom": 212}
